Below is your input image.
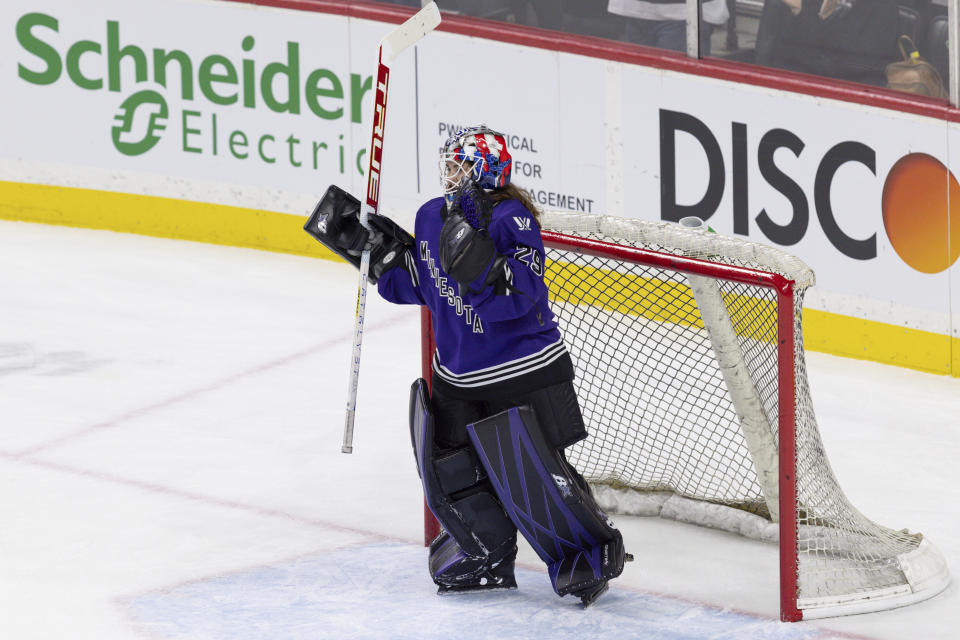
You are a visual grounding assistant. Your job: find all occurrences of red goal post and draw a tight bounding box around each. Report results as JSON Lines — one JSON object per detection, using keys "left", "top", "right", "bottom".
{"left": 420, "top": 211, "right": 948, "bottom": 621}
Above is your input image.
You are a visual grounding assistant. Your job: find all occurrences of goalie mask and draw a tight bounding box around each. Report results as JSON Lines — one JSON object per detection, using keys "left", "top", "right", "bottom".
{"left": 439, "top": 126, "right": 512, "bottom": 203}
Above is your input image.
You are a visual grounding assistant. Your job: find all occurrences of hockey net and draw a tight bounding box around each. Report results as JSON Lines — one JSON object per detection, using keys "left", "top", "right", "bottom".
{"left": 420, "top": 210, "right": 948, "bottom": 620}
{"left": 531, "top": 211, "right": 948, "bottom": 620}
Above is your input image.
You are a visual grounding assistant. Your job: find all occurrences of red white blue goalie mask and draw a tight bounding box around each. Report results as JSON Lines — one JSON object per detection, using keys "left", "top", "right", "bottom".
{"left": 439, "top": 126, "right": 513, "bottom": 203}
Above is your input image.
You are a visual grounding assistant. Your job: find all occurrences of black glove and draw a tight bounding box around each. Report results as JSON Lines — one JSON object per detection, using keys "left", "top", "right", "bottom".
{"left": 304, "top": 185, "right": 369, "bottom": 258}
{"left": 366, "top": 224, "right": 413, "bottom": 282}
{"left": 304, "top": 184, "right": 414, "bottom": 284}
{"left": 439, "top": 181, "right": 506, "bottom": 291}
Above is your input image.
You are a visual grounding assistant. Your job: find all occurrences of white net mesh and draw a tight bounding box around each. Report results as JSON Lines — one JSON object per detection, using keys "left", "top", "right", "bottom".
{"left": 538, "top": 211, "right": 948, "bottom": 617}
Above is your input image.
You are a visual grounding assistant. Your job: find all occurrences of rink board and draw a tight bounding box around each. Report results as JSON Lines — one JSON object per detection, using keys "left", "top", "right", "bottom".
{"left": 2, "top": 0, "right": 958, "bottom": 375}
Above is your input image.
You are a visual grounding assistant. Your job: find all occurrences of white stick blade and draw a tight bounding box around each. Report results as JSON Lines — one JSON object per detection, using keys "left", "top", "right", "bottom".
{"left": 381, "top": 2, "right": 441, "bottom": 64}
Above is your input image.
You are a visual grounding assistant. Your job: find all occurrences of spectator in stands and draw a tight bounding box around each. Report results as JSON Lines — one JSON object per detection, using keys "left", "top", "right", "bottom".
{"left": 757, "top": 0, "right": 900, "bottom": 87}
{"left": 527, "top": 0, "right": 625, "bottom": 40}
{"left": 429, "top": 0, "right": 530, "bottom": 24}
{"left": 607, "top": 0, "right": 729, "bottom": 55}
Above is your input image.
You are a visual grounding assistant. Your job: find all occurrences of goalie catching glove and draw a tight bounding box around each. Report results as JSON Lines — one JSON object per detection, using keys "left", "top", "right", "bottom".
{"left": 304, "top": 184, "right": 414, "bottom": 284}
{"left": 439, "top": 180, "right": 507, "bottom": 293}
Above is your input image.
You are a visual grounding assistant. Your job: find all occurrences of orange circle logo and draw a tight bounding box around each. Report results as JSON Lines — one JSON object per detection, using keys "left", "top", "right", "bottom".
{"left": 881, "top": 153, "right": 960, "bottom": 274}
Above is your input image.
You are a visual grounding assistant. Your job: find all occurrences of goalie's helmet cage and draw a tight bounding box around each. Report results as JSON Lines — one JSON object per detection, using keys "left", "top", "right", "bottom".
{"left": 439, "top": 125, "right": 512, "bottom": 201}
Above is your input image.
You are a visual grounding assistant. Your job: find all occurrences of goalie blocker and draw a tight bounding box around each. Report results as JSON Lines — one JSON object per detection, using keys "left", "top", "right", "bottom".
{"left": 304, "top": 185, "right": 415, "bottom": 284}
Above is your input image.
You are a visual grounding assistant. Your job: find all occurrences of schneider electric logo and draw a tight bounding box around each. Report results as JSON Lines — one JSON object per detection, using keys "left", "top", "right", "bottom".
{"left": 15, "top": 12, "right": 374, "bottom": 175}
{"left": 112, "top": 90, "right": 168, "bottom": 156}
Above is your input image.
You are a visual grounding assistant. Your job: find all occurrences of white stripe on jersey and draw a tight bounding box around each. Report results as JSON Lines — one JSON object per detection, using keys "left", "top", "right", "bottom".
{"left": 405, "top": 251, "right": 419, "bottom": 287}
{"left": 432, "top": 339, "right": 567, "bottom": 388}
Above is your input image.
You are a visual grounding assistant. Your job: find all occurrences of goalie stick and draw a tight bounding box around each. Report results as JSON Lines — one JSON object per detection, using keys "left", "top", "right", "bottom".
{"left": 342, "top": 2, "right": 441, "bottom": 454}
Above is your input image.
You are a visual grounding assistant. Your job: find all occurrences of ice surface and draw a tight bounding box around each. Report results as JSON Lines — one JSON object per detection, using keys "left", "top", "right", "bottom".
{"left": 1, "top": 221, "right": 957, "bottom": 639}
{"left": 125, "top": 542, "right": 837, "bottom": 640}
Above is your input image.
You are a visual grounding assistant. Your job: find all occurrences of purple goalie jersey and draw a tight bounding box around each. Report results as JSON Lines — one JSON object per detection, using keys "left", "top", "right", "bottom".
{"left": 376, "top": 196, "right": 573, "bottom": 399}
